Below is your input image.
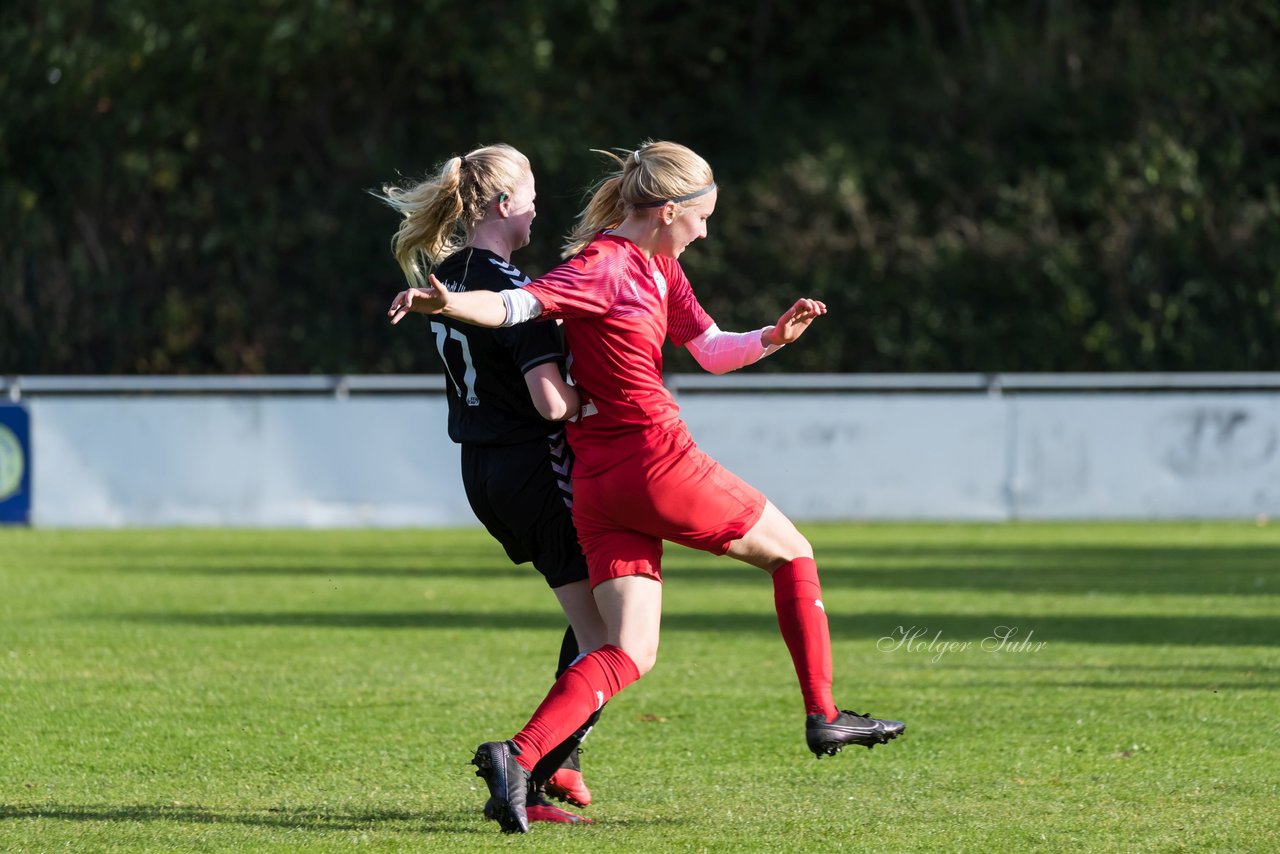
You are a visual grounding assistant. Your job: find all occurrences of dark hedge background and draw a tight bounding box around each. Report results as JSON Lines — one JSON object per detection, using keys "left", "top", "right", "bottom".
{"left": 3, "top": 0, "right": 1278, "bottom": 374}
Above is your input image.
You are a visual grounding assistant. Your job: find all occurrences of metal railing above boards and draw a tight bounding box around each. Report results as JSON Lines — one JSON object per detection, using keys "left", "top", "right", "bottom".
{"left": 1, "top": 375, "right": 448, "bottom": 401}
{"left": 668, "top": 373, "right": 1280, "bottom": 395}
{"left": 4, "top": 373, "right": 1280, "bottom": 402}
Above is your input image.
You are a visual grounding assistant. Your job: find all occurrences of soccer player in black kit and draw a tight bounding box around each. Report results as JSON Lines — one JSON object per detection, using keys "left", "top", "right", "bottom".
{"left": 378, "top": 144, "right": 604, "bottom": 824}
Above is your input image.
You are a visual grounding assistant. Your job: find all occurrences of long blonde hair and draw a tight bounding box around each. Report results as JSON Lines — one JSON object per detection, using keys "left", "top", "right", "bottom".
{"left": 377, "top": 144, "right": 530, "bottom": 287}
{"left": 563, "top": 140, "right": 715, "bottom": 257}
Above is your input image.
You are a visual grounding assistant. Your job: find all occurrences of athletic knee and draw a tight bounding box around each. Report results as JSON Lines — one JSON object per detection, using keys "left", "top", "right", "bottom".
{"left": 784, "top": 532, "right": 814, "bottom": 561}
{"left": 764, "top": 535, "right": 814, "bottom": 570}
{"left": 619, "top": 642, "right": 658, "bottom": 676}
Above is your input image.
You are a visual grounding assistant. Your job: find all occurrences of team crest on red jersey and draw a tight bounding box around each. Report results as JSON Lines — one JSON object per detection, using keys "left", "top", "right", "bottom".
{"left": 653, "top": 268, "right": 668, "bottom": 298}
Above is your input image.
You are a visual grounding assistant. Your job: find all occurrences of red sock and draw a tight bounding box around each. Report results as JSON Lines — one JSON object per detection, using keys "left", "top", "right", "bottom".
{"left": 773, "top": 557, "right": 836, "bottom": 719}
{"left": 510, "top": 644, "right": 640, "bottom": 772}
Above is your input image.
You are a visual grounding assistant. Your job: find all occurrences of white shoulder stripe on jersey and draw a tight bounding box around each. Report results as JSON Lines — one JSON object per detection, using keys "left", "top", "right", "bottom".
{"left": 487, "top": 256, "right": 532, "bottom": 287}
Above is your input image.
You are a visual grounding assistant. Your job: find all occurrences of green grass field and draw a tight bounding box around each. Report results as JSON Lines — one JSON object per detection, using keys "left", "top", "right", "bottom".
{"left": 2, "top": 523, "right": 1278, "bottom": 852}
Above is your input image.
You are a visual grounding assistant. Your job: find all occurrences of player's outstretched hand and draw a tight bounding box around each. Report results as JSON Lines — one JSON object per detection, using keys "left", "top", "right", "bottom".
{"left": 766, "top": 298, "right": 827, "bottom": 346}
{"left": 388, "top": 274, "right": 449, "bottom": 324}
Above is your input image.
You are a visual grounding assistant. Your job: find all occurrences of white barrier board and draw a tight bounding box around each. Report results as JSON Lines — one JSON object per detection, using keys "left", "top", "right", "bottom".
{"left": 29, "top": 396, "right": 467, "bottom": 527}
{"left": 21, "top": 382, "right": 1280, "bottom": 526}
{"left": 1010, "top": 394, "right": 1280, "bottom": 519}
{"left": 678, "top": 393, "right": 1009, "bottom": 520}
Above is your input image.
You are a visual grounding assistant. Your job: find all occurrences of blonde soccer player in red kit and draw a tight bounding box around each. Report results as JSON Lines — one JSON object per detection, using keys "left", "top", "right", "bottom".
{"left": 389, "top": 141, "right": 905, "bottom": 835}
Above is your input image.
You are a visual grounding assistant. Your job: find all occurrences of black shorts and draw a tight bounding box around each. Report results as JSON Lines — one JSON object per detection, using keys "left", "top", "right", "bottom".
{"left": 460, "top": 429, "right": 588, "bottom": 589}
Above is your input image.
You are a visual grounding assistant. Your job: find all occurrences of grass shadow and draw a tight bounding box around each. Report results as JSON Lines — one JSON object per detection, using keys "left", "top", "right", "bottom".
{"left": 114, "top": 609, "right": 1280, "bottom": 646}
{"left": 670, "top": 545, "right": 1280, "bottom": 596}
{"left": 948, "top": 680, "right": 1280, "bottom": 691}
{"left": 0, "top": 803, "right": 476, "bottom": 834}
{"left": 84, "top": 563, "right": 535, "bottom": 581}
{"left": 88, "top": 545, "right": 1279, "bottom": 597}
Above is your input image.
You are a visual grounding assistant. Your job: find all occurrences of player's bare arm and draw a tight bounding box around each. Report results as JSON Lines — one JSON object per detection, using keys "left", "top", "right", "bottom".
{"left": 387, "top": 273, "right": 510, "bottom": 328}
{"left": 763, "top": 298, "right": 827, "bottom": 347}
{"left": 524, "top": 362, "right": 581, "bottom": 422}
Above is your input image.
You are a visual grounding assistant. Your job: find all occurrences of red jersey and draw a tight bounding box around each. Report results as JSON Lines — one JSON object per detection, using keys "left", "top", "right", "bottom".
{"left": 522, "top": 233, "right": 713, "bottom": 476}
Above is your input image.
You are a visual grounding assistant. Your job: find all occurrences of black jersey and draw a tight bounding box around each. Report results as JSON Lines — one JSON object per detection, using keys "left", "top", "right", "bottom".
{"left": 428, "top": 248, "right": 566, "bottom": 445}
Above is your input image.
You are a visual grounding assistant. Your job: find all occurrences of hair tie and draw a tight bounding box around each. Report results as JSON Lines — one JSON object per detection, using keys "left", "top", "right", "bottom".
{"left": 633, "top": 150, "right": 641, "bottom": 165}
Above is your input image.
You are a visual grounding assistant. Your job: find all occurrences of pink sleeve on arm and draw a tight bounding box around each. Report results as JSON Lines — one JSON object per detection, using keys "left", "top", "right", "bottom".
{"left": 663, "top": 259, "right": 714, "bottom": 346}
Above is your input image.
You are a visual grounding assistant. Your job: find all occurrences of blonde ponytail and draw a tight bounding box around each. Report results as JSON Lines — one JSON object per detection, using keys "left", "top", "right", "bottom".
{"left": 563, "top": 150, "right": 628, "bottom": 257}
{"left": 376, "top": 144, "right": 530, "bottom": 286}
{"left": 562, "top": 141, "right": 715, "bottom": 258}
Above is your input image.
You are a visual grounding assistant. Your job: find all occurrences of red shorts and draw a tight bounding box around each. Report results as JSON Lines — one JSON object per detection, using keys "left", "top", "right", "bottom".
{"left": 571, "top": 423, "right": 766, "bottom": 587}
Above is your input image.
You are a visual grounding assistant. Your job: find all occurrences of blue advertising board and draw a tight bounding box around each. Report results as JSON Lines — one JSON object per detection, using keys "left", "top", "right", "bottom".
{"left": 0, "top": 404, "right": 31, "bottom": 524}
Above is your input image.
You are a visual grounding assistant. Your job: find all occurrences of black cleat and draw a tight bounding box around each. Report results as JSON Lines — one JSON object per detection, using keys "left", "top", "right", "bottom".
{"left": 471, "top": 740, "right": 530, "bottom": 833}
{"left": 806, "top": 709, "right": 905, "bottom": 757}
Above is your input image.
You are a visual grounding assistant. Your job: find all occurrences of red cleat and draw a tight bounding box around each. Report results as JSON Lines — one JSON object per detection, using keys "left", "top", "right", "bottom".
{"left": 545, "top": 768, "right": 592, "bottom": 807}
{"left": 525, "top": 803, "right": 593, "bottom": 824}
{"left": 486, "top": 786, "right": 592, "bottom": 825}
